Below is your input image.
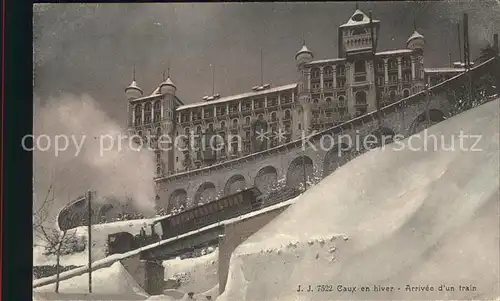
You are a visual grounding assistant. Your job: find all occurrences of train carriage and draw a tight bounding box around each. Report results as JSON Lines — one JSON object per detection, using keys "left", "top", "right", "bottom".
{"left": 107, "top": 187, "right": 262, "bottom": 255}
{"left": 160, "top": 187, "right": 262, "bottom": 240}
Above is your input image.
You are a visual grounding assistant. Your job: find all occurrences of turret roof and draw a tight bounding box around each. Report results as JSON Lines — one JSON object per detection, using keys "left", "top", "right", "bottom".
{"left": 340, "top": 9, "right": 380, "bottom": 28}
{"left": 295, "top": 44, "right": 313, "bottom": 59}
{"left": 407, "top": 30, "right": 424, "bottom": 43}
{"left": 160, "top": 77, "right": 176, "bottom": 89}
{"left": 125, "top": 80, "right": 143, "bottom": 92}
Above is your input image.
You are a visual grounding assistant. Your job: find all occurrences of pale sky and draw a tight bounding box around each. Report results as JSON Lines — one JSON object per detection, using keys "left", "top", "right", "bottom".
{"left": 34, "top": 2, "right": 500, "bottom": 126}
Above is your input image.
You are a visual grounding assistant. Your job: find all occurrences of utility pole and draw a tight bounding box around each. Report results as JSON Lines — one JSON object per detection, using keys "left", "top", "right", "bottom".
{"left": 457, "top": 23, "right": 462, "bottom": 65}
{"left": 463, "top": 13, "right": 470, "bottom": 70}
{"left": 87, "top": 190, "right": 92, "bottom": 293}
{"left": 302, "top": 152, "right": 307, "bottom": 191}
{"left": 425, "top": 80, "right": 431, "bottom": 128}
{"left": 369, "top": 11, "right": 381, "bottom": 128}
{"left": 463, "top": 13, "right": 472, "bottom": 105}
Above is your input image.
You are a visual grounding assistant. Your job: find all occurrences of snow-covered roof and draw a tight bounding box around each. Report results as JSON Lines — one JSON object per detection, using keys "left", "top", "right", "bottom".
{"left": 306, "top": 58, "right": 346, "bottom": 66}
{"left": 150, "top": 86, "right": 161, "bottom": 96}
{"left": 424, "top": 67, "right": 465, "bottom": 73}
{"left": 125, "top": 80, "right": 143, "bottom": 92}
{"left": 407, "top": 30, "right": 424, "bottom": 43}
{"left": 340, "top": 9, "right": 380, "bottom": 28}
{"left": 376, "top": 49, "right": 414, "bottom": 56}
{"left": 177, "top": 83, "right": 298, "bottom": 110}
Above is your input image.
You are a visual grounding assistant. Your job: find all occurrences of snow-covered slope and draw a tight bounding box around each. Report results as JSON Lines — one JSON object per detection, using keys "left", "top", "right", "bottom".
{"left": 163, "top": 248, "right": 219, "bottom": 295}
{"left": 34, "top": 261, "right": 149, "bottom": 298}
{"left": 218, "top": 99, "right": 500, "bottom": 301}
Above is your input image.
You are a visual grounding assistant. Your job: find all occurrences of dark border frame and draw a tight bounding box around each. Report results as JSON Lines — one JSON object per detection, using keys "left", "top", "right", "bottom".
{"left": 2, "top": 0, "right": 33, "bottom": 300}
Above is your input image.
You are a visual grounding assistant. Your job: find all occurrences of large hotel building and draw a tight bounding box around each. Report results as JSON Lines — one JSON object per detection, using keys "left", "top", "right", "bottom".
{"left": 124, "top": 9, "right": 442, "bottom": 178}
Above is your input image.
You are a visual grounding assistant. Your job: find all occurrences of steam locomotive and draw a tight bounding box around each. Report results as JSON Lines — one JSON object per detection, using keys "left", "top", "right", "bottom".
{"left": 107, "top": 187, "right": 263, "bottom": 255}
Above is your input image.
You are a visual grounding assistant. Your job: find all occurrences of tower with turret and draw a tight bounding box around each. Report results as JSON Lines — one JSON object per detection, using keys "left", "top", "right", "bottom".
{"left": 126, "top": 67, "right": 183, "bottom": 180}
{"left": 158, "top": 75, "right": 178, "bottom": 175}
{"left": 295, "top": 42, "right": 314, "bottom": 136}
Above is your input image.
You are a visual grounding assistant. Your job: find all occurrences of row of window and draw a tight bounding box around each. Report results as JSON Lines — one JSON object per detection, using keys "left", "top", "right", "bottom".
{"left": 181, "top": 110, "right": 293, "bottom": 135}
{"left": 134, "top": 100, "right": 162, "bottom": 125}
{"left": 169, "top": 194, "right": 244, "bottom": 226}
{"left": 179, "top": 95, "right": 293, "bottom": 123}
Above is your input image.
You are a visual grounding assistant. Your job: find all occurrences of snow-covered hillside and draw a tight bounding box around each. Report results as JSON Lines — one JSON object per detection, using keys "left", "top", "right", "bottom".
{"left": 34, "top": 261, "right": 148, "bottom": 298}
{"left": 34, "top": 217, "right": 161, "bottom": 266}
{"left": 218, "top": 99, "right": 500, "bottom": 301}
{"left": 163, "top": 248, "right": 219, "bottom": 295}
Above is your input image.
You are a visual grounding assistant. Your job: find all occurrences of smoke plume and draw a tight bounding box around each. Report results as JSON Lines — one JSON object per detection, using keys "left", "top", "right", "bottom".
{"left": 33, "top": 94, "right": 157, "bottom": 223}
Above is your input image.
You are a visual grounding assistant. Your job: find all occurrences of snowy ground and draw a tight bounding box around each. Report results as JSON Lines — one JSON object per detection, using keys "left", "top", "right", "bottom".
{"left": 218, "top": 99, "right": 500, "bottom": 301}
{"left": 34, "top": 261, "right": 149, "bottom": 298}
{"left": 162, "top": 247, "right": 219, "bottom": 296}
{"left": 34, "top": 217, "right": 162, "bottom": 266}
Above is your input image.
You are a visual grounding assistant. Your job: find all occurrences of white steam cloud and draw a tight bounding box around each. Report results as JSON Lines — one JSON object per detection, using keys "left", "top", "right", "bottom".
{"left": 33, "top": 94, "right": 157, "bottom": 222}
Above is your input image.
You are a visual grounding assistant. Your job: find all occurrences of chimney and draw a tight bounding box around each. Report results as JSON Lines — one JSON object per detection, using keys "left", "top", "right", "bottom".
{"left": 494, "top": 33, "right": 499, "bottom": 54}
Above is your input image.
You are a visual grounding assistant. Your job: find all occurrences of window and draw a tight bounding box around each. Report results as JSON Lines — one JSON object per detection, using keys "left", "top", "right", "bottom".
{"left": 390, "top": 75, "right": 398, "bottom": 84}
{"left": 403, "top": 72, "right": 411, "bottom": 83}
{"left": 271, "top": 112, "right": 277, "bottom": 121}
{"left": 338, "top": 96, "right": 346, "bottom": 107}
{"left": 232, "top": 119, "right": 238, "bottom": 128}
{"left": 377, "top": 76, "right": 385, "bottom": 86}
{"left": 355, "top": 91, "right": 367, "bottom": 105}
{"left": 196, "top": 126, "right": 202, "bottom": 133}
{"left": 153, "top": 101, "right": 161, "bottom": 123}
{"left": 144, "top": 103, "right": 152, "bottom": 124}
{"left": 220, "top": 121, "right": 226, "bottom": 129}
{"left": 284, "top": 110, "right": 291, "bottom": 119}
{"left": 403, "top": 89, "right": 410, "bottom": 98}
{"left": 245, "top": 116, "right": 251, "bottom": 125}
{"left": 337, "top": 79, "right": 346, "bottom": 88}
{"left": 324, "top": 80, "right": 333, "bottom": 88}
{"left": 388, "top": 58, "right": 398, "bottom": 69}
{"left": 312, "top": 82, "right": 320, "bottom": 90}
{"left": 134, "top": 105, "right": 142, "bottom": 125}
{"left": 298, "top": 123, "right": 302, "bottom": 130}
{"left": 325, "top": 98, "right": 332, "bottom": 106}
{"left": 354, "top": 60, "right": 365, "bottom": 73}
{"left": 337, "top": 65, "right": 345, "bottom": 76}
{"left": 313, "top": 99, "right": 319, "bottom": 104}
{"left": 216, "top": 107, "right": 226, "bottom": 116}
{"left": 311, "top": 68, "right": 320, "bottom": 78}
{"left": 258, "top": 114, "right": 264, "bottom": 120}
{"left": 324, "top": 67, "right": 333, "bottom": 77}
{"left": 390, "top": 90, "right": 396, "bottom": 102}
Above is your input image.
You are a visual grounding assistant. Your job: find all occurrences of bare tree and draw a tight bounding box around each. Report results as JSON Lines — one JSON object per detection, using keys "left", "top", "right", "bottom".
{"left": 36, "top": 227, "right": 83, "bottom": 293}
{"left": 33, "top": 182, "right": 85, "bottom": 293}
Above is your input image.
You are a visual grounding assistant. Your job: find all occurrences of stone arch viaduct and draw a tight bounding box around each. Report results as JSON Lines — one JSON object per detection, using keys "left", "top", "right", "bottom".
{"left": 156, "top": 57, "right": 500, "bottom": 210}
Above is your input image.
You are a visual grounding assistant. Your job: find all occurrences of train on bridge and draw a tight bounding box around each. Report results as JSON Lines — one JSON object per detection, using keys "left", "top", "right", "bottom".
{"left": 107, "top": 187, "right": 264, "bottom": 255}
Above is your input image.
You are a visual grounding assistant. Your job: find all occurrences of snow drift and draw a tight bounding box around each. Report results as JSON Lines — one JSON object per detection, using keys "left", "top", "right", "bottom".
{"left": 218, "top": 99, "right": 500, "bottom": 301}
{"left": 34, "top": 261, "right": 148, "bottom": 298}
{"left": 163, "top": 248, "right": 219, "bottom": 296}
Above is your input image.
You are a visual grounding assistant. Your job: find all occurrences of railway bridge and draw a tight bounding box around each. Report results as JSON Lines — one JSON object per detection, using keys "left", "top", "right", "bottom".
{"left": 156, "top": 57, "right": 500, "bottom": 209}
